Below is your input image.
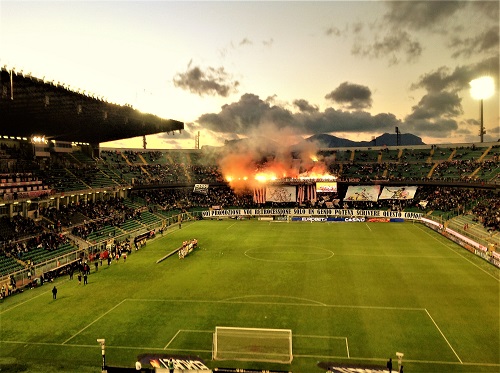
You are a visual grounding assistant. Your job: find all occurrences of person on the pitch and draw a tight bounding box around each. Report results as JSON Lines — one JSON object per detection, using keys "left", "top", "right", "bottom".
{"left": 52, "top": 286, "right": 57, "bottom": 299}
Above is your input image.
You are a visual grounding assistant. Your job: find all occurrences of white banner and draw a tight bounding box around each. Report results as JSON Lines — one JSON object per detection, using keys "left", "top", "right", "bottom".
{"left": 193, "top": 183, "right": 209, "bottom": 194}
{"left": 344, "top": 185, "right": 380, "bottom": 201}
{"left": 266, "top": 186, "right": 296, "bottom": 202}
{"left": 201, "top": 208, "right": 422, "bottom": 220}
{"left": 379, "top": 186, "right": 418, "bottom": 200}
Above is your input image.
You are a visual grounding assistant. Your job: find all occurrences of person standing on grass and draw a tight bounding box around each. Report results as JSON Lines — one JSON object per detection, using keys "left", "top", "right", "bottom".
{"left": 78, "top": 273, "right": 82, "bottom": 285}
{"left": 387, "top": 358, "right": 393, "bottom": 372}
{"left": 52, "top": 286, "right": 57, "bottom": 299}
{"left": 83, "top": 272, "right": 88, "bottom": 285}
{"left": 167, "top": 358, "right": 174, "bottom": 373}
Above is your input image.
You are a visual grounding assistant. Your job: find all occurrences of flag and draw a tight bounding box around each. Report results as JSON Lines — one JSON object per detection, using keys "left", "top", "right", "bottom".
{"left": 253, "top": 187, "right": 266, "bottom": 204}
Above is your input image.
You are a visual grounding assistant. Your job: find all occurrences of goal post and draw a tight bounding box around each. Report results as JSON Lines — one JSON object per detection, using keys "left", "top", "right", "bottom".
{"left": 213, "top": 326, "right": 293, "bottom": 364}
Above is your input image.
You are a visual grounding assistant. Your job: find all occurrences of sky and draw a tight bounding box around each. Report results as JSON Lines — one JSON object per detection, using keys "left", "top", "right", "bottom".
{"left": 1, "top": 0, "right": 499, "bottom": 150}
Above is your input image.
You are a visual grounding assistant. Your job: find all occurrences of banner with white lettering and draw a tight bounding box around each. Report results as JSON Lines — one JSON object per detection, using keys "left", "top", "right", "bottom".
{"left": 201, "top": 208, "right": 422, "bottom": 220}
{"left": 344, "top": 185, "right": 380, "bottom": 201}
{"left": 379, "top": 186, "right": 417, "bottom": 200}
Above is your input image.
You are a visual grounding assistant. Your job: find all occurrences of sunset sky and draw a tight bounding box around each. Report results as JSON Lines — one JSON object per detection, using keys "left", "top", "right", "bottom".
{"left": 1, "top": 1, "right": 499, "bottom": 149}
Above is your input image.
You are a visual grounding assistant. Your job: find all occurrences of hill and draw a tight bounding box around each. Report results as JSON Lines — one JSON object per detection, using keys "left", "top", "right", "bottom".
{"left": 304, "top": 133, "right": 425, "bottom": 147}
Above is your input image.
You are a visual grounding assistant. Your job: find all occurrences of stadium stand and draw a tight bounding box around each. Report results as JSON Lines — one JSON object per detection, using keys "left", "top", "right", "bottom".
{"left": 0, "top": 65, "right": 498, "bottom": 298}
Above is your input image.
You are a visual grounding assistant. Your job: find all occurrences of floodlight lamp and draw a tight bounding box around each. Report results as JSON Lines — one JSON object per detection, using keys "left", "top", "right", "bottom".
{"left": 470, "top": 77, "right": 494, "bottom": 100}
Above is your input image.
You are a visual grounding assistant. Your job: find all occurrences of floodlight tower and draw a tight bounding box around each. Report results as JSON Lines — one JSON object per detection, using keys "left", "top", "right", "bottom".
{"left": 469, "top": 77, "right": 494, "bottom": 143}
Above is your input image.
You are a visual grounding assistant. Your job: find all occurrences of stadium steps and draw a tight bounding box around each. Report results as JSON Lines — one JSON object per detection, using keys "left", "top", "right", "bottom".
{"left": 426, "top": 162, "right": 439, "bottom": 178}
{"left": 65, "top": 168, "right": 91, "bottom": 190}
{"left": 397, "top": 148, "right": 403, "bottom": 160}
{"left": 121, "top": 153, "right": 132, "bottom": 166}
{"left": 448, "top": 149, "right": 456, "bottom": 161}
{"left": 426, "top": 147, "right": 434, "bottom": 163}
{"left": 137, "top": 153, "right": 148, "bottom": 165}
{"left": 377, "top": 152, "right": 382, "bottom": 164}
{"left": 448, "top": 215, "right": 495, "bottom": 244}
{"left": 139, "top": 211, "right": 162, "bottom": 225}
{"left": 469, "top": 166, "right": 482, "bottom": 179}
{"left": 349, "top": 149, "right": 355, "bottom": 162}
{"left": 477, "top": 146, "right": 492, "bottom": 162}
{"left": 140, "top": 166, "right": 150, "bottom": 176}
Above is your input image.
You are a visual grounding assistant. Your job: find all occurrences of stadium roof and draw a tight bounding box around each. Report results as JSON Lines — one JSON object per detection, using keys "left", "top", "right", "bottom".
{"left": 0, "top": 67, "right": 184, "bottom": 145}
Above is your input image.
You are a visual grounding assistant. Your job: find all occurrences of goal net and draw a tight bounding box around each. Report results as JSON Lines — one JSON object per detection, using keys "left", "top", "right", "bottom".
{"left": 212, "top": 326, "right": 293, "bottom": 364}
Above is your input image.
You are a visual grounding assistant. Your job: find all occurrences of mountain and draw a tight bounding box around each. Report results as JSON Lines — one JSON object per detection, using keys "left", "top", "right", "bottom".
{"left": 304, "top": 133, "right": 425, "bottom": 148}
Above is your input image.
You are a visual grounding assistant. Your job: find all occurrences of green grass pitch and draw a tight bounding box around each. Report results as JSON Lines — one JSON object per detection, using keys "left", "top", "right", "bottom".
{"left": 0, "top": 219, "right": 498, "bottom": 373}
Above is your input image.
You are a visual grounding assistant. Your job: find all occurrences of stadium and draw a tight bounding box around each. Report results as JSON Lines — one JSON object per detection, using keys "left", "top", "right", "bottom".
{"left": 0, "top": 61, "right": 499, "bottom": 373}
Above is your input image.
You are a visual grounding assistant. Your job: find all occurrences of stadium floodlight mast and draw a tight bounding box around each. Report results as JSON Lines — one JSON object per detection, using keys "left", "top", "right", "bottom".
{"left": 469, "top": 76, "right": 494, "bottom": 143}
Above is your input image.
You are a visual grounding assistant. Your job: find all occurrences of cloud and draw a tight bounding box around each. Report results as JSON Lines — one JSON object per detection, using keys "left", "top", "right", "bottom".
{"left": 262, "top": 38, "right": 274, "bottom": 47}
{"left": 293, "top": 99, "right": 318, "bottom": 113}
{"left": 383, "top": 1, "right": 465, "bottom": 31}
{"left": 239, "top": 37, "right": 253, "bottom": 46}
{"left": 325, "top": 82, "right": 373, "bottom": 110}
{"left": 406, "top": 91, "right": 463, "bottom": 121}
{"left": 410, "top": 56, "right": 500, "bottom": 93}
{"left": 449, "top": 26, "right": 500, "bottom": 58}
{"left": 325, "top": 26, "right": 342, "bottom": 37}
{"left": 197, "top": 93, "right": 295, "bottom": 134}
{"left": 197, "top": 93, "right": 398, "bottom": 138}
{"left": 352, "top": 30, "right": 422, "bottom": 65}
{"left": 299, "top": 109, "right": 399, "bottom": 134}
{"left": 404, "top": 117, "right": 458, "bottom": 137}
{"left": 403, "top": 91, "right": 462, "bottom": 138}
{"left": 173, "top": 64, "right": 239, "bottom": 97}
{"left": 470, "top": 0, "right": 500, "bottom": 21}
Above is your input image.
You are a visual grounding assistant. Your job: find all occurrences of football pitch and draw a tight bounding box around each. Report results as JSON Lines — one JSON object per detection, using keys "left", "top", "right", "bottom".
{"left": 0, "top": 219, "right": 499, "bottom": 373}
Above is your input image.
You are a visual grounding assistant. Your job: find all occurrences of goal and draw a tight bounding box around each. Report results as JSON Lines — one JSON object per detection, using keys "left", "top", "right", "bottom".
{"left": 212, "top": 326, "right": 293, "bottom": 364}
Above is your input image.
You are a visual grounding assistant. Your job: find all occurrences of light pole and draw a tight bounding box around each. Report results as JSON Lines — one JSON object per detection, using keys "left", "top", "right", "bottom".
{"left": 469, "top": 77, "right": 494, "bottom": 143}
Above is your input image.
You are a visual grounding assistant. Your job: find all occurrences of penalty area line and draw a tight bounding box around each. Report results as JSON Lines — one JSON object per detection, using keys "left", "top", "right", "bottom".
{"left": 425, "top": 308, "right": 462, "bottom": 364}
{"left": 164, "top": 329, "right": 213, "bottom": 349}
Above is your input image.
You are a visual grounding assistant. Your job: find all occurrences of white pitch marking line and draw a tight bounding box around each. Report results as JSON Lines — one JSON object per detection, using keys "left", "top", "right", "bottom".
{"left": 164, "top": 329, "right": 213, "bottom": 349}
{"left": 127, "top": 297, "right": 424, "bottom": 311}
{"left": 365, "top": 223, "right": 372, "bottom": 231}
{"left": 0, "top": 279, "right": 70, "bottom": 315}
{"left": 164, "top": 329, "right": 181, "bottom": 349}
{"left": 416, "top": 225, "right": 499, "bottom": 282}
{"left": 345, "top": 337, "right": 350, "bottom": 358}
{"left": 2, "top": 339, "right": 498, "bottom": 367}
{"left": 62, "top": 299, "right": 127, "bottom": 344}
{"left": 425, "top": 308, "right": 462, "bottom": 364}
{"left": 226, "top": 222, "right": 237, "bottom": 229}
